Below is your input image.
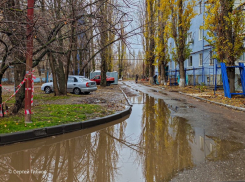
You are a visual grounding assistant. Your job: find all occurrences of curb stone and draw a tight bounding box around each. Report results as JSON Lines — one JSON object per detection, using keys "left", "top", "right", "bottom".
{"left": 179, "top": 91, "right": 245, "bottom": 112}
{"left": 119, "top": 85, "right": 133, "bottom": 106}
{"left": 0, "top": 115, "right": 131, "bottom": 155}
{"left": 0, "top": 107, "right": 132, "bottom": 146}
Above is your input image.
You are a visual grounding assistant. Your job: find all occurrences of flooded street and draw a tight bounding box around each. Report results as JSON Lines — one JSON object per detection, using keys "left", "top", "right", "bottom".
{"left": 1, "top": 81, "right": 245, "bottom": 181}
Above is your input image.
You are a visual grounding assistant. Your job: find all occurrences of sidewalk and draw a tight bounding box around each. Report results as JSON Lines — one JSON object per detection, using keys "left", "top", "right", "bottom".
{"left": 139, "top": 81, "right": 245, "bottom": 111}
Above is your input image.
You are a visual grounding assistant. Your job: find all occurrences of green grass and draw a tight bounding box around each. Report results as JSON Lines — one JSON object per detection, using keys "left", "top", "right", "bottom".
{"left": 33, "top": 94, "right": 70, "bottom": 101}
{"left": 0, "top": 104, "right": 114, "bottom": 134}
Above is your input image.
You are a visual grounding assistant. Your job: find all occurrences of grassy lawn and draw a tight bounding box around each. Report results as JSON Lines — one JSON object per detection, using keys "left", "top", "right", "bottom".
{"left": 0, "top": 104, "right": 113, "bottom": 134}
{"left": 0, "top": 86, "right": 114, "bottom": 134}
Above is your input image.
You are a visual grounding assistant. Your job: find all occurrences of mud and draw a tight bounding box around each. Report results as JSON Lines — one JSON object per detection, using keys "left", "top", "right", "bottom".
{"left": 37, "top": 85, "right": 128, "bottom": 112}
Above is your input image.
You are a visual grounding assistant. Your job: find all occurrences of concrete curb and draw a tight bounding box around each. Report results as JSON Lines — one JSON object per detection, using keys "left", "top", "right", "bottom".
{"left": 0, "top": 107, "right": 132, "bottom": 146}
{"left": 119, "top": 85, "right": 133, "bottom": 106}
{"left": 179, "top": 91, "right": 245, "bottom": 112}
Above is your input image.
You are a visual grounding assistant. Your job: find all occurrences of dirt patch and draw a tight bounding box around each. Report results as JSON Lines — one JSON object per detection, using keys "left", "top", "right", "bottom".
{"left": 78, "top": 85, "right": 128, "bottom": 111}
{"left": 46, "top": 85, "right": 127, "bottom": 112}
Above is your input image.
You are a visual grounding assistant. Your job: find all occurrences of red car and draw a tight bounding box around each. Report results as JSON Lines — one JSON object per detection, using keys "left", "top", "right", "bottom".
{"left": 91, "top": 75, "right": 114, "bottom": 86}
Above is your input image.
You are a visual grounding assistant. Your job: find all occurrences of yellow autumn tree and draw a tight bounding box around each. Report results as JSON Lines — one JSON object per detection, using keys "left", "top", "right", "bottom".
{"left": 169, "top": 0, "right": 197, "bottom": 87}
{"left": 155, "top": 0, "right": 171, "bottom": 85}
{"left": 145, "top": 0, "right": 157, "bottom": 84}
{"left": 203, "top": 0, "right": 245, "bottom": 92}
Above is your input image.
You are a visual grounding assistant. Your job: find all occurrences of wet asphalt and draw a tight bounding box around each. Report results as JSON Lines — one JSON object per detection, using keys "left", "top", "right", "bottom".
{"left": 0, "top": 81, "right": 245, "bottom": 182}
{"left": 122, "top": 81, "right": 245, "bottom": 182}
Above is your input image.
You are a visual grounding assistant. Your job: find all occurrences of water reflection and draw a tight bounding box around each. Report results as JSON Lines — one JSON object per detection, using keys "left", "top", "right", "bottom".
{"left": 139, "top": 95, "right": 193, "bottom": 181}
{"left": 0, "top": 120, "right": 127, "bottom": 182}
{"left": 0, "top": 94, "right": 243, "bottom": 182}
{"left": 138, "top": 94, "right": 244, "bottom": 182}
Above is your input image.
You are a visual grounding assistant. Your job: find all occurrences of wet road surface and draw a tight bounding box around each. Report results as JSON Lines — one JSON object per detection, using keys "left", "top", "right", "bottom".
{"left": 0, "top": 81, "right": 245, "bottom": 182}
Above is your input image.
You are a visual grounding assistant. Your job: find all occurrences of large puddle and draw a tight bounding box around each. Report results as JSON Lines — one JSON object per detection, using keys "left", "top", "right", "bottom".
{"left": 0, "top": 93, "right": 243, "bottom": 182}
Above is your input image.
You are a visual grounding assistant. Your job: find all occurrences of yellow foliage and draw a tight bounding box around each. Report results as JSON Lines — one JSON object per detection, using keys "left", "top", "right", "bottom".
{"left": 155, "top": 0, "right": 171, "bottom": 67}
{"left": 168, "top": 0, "right": 197, "bottom": 63}
{"left": 203, "top": 0, "right": 245, "bottom": 64}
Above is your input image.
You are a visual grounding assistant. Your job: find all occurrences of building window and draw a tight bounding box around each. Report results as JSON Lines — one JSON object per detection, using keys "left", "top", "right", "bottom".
{"left": 199, "top": 28, "right": 203, "bottom": 40}
{"left": 210, "top": 51, "right": 214, "bottom": 65}
{"left": 198, "top": 1, "right": 202, "bottom": 15}
{"left": 199, "top": 53, "right": 203, "bottom": 66}
{"left": 187, "top": 32, "right": 193, "bottom": 44}
{"left": 188, "top": 56, "right": 193, "bottom": 67}
{"left": 207, "top": 76, "right": 210, "bottom": 82}
{"left": 240, "top": 52, "right": 245, "bottom": 62}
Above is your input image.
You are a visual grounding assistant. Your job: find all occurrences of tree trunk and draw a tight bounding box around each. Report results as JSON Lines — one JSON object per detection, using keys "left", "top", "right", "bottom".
{"left": 12, "top": 63, "right": 26, "bottom": 114}
{"left": 226, "top": 1, "right": 235, "bottom": 94}
{"left": 98, "top": 1, "right": 108, "bottom": 87}
{"left": 100, "top": 50, "right": 107, "bottom": 86}
{"left": 56, "top": 56, "right": 66, "bottom": 94}
{"left": 149, "top": 64, "right": 154, "bottom": 85}
{"left": 89, "top": 0, "right": 95, "bottom": 72}
{"left": 72, "top": 21, "right": 78, "bottom": 75}
{"left": 37, "top": 65, "right": 42, "bottom": 83}
{"left": 118, "top": 43, "right": 122, "bottom": 79}
{"left": 6, "top": 69, "right": 11, "bottom": 84}
{"left": 4, "top": 0, "right": 26, "bottom": 114}
{"left": 48, "top": 52, "right": 60, "bottom": 96}
{"left": 161, "top": 63, "right": 166, "bottom": 85}
{"left": 148, "top": 36, "right": 155, "bottom": 85}
{"left": 52, "top": 0, "right": 66, "bottom": 95}
{"left": 179, "top": 59, "right": 185, "bottom": 87}
{"left": 178, "top": 0, "right": 185, "bottom": 87}
{"left": 227, "top": 67, "right": 235, "bottom": 93}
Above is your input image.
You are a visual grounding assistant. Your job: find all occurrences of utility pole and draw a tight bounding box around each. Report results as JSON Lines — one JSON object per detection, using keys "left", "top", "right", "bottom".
{"left": 25, "top": 0, "right": 34, "bottom": 123}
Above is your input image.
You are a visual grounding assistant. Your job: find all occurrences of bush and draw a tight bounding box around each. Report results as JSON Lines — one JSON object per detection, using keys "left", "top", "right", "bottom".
{"left": 196, "top": 82, "right": 207, "bottom": 92}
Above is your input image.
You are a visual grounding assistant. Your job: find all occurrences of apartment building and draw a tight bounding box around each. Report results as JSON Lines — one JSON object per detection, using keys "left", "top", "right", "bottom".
{"left": 167, "top": 0, "right": 245, "bottom": 90}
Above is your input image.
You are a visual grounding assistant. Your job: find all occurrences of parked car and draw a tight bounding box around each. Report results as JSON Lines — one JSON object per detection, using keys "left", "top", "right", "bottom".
{"left": 90, "top": 75, "right": 114, "bottom": 86}
{"left": 41, "top": 75, "right": 97, "bottom": 95}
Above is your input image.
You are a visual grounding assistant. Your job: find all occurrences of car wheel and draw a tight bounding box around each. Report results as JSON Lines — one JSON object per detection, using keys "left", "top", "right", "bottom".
{"left": 73, "top": 88, "right": 81, "bottom": 95}
{"left": 106, "top": 82, "right": 111, "bottom": 86}
{"left": 84, "top": 92, "right": 90, "bottom": 95}
{"left": 44, "top": 86, "right": 51, "bottom": 94}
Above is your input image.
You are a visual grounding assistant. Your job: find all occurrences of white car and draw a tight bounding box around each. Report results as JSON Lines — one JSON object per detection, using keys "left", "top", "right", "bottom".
{"left": 41, "top": 75, "right": 97, "bottom": 95}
